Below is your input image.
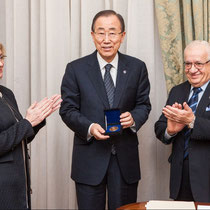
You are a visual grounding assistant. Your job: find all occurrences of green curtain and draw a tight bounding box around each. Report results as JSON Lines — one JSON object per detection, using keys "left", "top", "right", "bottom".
{"left": 155, "top": 0, "right": 210, "bottom": 93}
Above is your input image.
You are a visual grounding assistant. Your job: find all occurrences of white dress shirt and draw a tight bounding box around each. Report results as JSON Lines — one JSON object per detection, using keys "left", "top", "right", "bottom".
{"left": 97, "top": 52, "right": 118, "bottom": 86}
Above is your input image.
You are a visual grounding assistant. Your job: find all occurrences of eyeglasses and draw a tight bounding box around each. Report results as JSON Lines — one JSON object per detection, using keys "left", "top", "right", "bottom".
{"left": 94, "top": 31, "right": 123, "bottom": 40}
{"left": 0, "top": 55, "right": 7, "bottom": 62}
{"left": 184, "top": 60, "right": 210, "bottom": 70}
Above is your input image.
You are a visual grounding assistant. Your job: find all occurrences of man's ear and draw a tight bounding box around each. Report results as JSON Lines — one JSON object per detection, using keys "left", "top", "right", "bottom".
{"left": 120, "top": 32, "right": 126, "bottom": 43}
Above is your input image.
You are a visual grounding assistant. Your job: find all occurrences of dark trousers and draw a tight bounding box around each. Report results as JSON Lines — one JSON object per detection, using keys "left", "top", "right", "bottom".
{"left": 75, "top": 154, "right": 138, "bottom": 210}
{"left": 176, "top": 157, "right": 194, "bottom": 201}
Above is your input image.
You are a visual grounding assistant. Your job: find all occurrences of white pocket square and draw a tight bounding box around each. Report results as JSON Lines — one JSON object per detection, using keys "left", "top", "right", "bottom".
{"left": 206, "top": 106, "right": 210, "bottom": 111}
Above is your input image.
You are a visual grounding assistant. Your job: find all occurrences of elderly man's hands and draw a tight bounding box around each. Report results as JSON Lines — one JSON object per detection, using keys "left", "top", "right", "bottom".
{"left": 120, "top": 112, "right": 134, "bottom": 129}
{"left": 90, "top": 123, "right": 110, "bottom": 140}
{"left": 90, "top": 111, "right": 135, "bottom": 140}
{"left": 25, "top": 94, "right": 62, "bottom": 127}
{"left": 162, "top": 102, "right": 195, "bottom": 135}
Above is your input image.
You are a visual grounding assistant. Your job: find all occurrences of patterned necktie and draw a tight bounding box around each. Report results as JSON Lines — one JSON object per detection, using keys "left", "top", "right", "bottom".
{"left": 184, "top": 87, "right": 202, "bottom": 159}
{"left": 104, "top": 64, "right": 116, "bottom": 155}
{"left": 104, "top": 64, "right": 115, "bottom": 108}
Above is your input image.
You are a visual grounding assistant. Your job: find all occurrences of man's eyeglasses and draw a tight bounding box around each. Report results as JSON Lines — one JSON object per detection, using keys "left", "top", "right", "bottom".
{"left": 0, "top": 55, "right": 7, "bottom": 62}
{"left": 94, "top": 31, "right": 123, "bottom": 40}
{"left": 184, "top": 60, "right": 210, "bottom": 70}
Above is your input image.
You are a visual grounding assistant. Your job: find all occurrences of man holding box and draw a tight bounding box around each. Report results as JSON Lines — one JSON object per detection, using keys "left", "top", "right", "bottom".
{"left": 60, "top": 10, "right": 151, "bottom": 210}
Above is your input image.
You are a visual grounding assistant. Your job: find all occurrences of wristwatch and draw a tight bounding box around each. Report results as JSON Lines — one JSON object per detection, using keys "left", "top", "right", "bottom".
{"left": 188, "top": 117, "right": 195, "bottom": 129}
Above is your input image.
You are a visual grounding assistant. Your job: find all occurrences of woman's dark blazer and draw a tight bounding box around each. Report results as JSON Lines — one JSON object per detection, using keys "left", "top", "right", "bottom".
{"left": 0, "top": 85, "right": 45, "bottom": 209}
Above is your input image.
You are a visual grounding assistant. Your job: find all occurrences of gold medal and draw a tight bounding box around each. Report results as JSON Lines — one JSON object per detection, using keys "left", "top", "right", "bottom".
{"left": 109, "top": 126, "right": 119, "bottom": 132}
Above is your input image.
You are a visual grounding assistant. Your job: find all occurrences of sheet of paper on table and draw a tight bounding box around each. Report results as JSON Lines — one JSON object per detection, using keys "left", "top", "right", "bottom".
{"left": 146, "top": 200, "right": 196, "bottom": 209}
{"left": 197, "top": 205, "right": 210, "bottom": 210}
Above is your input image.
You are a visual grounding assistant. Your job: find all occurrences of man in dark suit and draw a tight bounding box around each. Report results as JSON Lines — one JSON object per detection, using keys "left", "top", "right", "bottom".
{"left": 155, "top": 40, "right": 210, "bottom": 202}
{"left": 60, "top": 10, "right": 151, "bottom": 210}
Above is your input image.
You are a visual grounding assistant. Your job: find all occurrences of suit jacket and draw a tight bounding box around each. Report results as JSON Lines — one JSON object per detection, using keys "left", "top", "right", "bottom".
{"left": 155, "top": 81, "right": 210, "bottom": 202}
{"left": 0, "top": 85, "right": 45, "bottom": 209}
{"left": 60, "top": 51, "right": 151, "bottom": 185}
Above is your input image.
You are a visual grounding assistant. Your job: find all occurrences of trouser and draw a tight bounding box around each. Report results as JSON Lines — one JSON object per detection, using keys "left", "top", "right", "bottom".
{"left": 76, "top": 154, "right": 138, "bottom": 210}
{"left": 176, "top": 157, "right": 194, "bottom": 201}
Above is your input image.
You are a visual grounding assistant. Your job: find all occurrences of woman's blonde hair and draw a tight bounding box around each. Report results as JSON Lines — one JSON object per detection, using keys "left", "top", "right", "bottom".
{"left": 0, "top": 43, "right": 6, "bottom": 56}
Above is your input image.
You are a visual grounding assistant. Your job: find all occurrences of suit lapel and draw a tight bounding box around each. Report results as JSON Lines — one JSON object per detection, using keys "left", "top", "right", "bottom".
{"left": 196, "top": 81, "right": 210, "bottom": 115}
{"left": 182, "top": 81, "right": 191, "bottom": 103}
{"left": 87, "top": 51, "right": 110, "bottom": 109}
{"left": 2, "top": 94, "right": 23, "bottom": 121}
{"left": 113, "top": 53, "right": 129, "bottom": 108}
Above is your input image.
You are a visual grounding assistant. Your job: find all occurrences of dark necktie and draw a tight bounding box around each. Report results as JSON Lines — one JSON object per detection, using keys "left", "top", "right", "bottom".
{"left": 104, "top": 64, "right": 115, "bottom": 108}
{"left": 184, "top": 87, "right": 202, "bottom": 159}
{"left": 104, "top": 64, "right": 116, "bottom": 155}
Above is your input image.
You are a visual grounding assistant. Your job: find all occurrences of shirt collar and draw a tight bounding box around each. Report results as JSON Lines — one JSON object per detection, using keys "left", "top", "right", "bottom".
{"left": 97, "top": 52, "right": 119, "bottom": 70}
{"left": 190, "top": 80, "right": 209, "bottom": 92}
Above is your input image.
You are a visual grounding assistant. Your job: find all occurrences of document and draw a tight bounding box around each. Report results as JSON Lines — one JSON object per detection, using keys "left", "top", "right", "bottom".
{"left": 146, "top": 200, "right": 195, "bottom": 209}
{"left": 197, "top": 205, "right": 210, "bottom": 210}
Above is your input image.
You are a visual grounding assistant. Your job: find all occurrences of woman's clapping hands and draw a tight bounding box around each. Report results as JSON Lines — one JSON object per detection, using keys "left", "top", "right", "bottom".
{"left": 25, "top": 94, "right": 62, "bottom": 127}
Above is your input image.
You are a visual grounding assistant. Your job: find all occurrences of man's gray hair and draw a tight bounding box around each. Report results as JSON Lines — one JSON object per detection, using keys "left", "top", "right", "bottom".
{"left": 185, "top": 40, "right": 210, "bottom": 60}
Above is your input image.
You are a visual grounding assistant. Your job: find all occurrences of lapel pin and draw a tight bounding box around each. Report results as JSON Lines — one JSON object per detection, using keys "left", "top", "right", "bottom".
{"left": 123, "top": 70, "right": 126, "bottom": 74}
